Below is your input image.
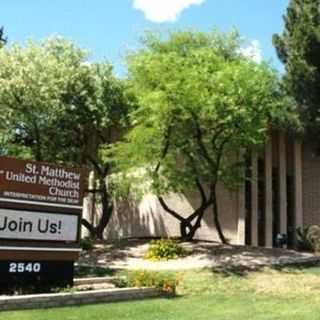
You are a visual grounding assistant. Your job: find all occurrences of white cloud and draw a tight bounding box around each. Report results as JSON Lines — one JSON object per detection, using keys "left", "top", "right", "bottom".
{"left": 133, "top": 0, "right": 205, "bottom": 23}
{"left": 239, "top": 40, "right": 262, "bottom": 64}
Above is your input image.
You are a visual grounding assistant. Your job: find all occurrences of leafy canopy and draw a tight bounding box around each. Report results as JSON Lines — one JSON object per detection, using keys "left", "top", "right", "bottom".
{"left": 0, "top": 37, "right": 88, "bottom": 160}
{"left": 0, "top": 37, "right": 132, "bottom": 168}
{"left": 116, "top": 30, "right": 297, "bottom": 196}
{"left": 0, "top": 36, "right": 135, "bottom": 238}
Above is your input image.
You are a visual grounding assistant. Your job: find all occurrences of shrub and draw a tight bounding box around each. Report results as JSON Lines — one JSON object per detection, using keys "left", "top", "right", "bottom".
{"left": 80, "top": 237, "right": 95, "bottom": 251}
{"left": 144, "top": 239, "right": 187, "bottom": 261}
{"left": 307, "top": 225, "right": 320, "bottom": 253}
{"left": 127, "top": 270, "right": 181, "bottom": 294}
{"left": 296, "top": 226, "right": 314, "bottom": 252}
{"left": 297, "top": 225, "right": 320, "bottom": 252}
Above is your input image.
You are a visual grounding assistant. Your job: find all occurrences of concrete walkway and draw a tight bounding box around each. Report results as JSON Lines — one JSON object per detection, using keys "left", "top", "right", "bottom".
{"left": 78, "top": 239, "right": 320, "bottom": 271}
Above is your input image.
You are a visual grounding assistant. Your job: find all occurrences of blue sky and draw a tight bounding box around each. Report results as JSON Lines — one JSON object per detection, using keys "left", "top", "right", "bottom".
{"left": 1, "top": 0, "right": 289, "bottom": 75}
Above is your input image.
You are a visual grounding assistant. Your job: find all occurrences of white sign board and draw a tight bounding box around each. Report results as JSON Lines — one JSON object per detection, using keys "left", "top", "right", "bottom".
{"left": 0, "top": 209, "right": 78, "bottom": 242}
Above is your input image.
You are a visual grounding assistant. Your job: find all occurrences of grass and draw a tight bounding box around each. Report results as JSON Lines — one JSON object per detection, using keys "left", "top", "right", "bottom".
{"left": 3, "top": 266, "right": 320, "bottom": 319}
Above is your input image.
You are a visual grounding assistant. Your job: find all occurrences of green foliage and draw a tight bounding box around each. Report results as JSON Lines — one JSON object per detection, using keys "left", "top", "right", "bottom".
{"left": 306, "top": 225, "right": 320, "bottom": 252}
{"left": 297, "top": 225, "right": 320, "bottom": 252}
{"left": 113, "top": 29, "right": 298, "bottom": 242}
{"left": 117, "top": 29, "right": 298, "bottom": 196}
{"left": 273, "top": 0, "right": 320, "bottom": 135}
{"left": 80, "top": 237, "right": 95, "bottom": 251}
{"left": 296, "top": 226, "right": 314, "bottom": 252}
{"left": 144, "top": 239, "right": 187, "bottom": 261}
{"left": 0, "top": 37, "right": 86, "bottom": 160}
{"left": 0, "top": 37, "right": 133, "bottom": 165}
{"left": 127, "top": 270, "right": 180, "bottom": 294}
{"left": 0, "top": 36, "right": 135, "bottom": 238}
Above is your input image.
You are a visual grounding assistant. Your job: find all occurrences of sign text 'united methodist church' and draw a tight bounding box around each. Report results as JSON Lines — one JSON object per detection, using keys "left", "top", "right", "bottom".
{"left": 0, "top": 157, "right": 86, "bottom": 207}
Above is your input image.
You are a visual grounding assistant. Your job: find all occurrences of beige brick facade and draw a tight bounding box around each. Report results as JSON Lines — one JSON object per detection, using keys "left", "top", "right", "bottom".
{"left": 302, "top": 142, "right": 320, "bottom": 226}
{"left": 82, "top": 133, "right": 320, "bottom": 248}
{"left": 103, "top": 185, "right": 240, "bottom": 244}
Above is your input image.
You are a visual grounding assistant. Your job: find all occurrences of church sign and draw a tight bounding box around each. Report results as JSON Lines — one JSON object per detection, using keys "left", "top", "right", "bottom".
{"left": 0, "top": 156, "right": 87, "bottom": 291}
{"left": 0, "top": 156, "right": 85, "bottom": 207}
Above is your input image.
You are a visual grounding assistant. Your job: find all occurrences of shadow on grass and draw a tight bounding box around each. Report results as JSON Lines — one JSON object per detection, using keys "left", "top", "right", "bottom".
{"left": 210, "top": 260, "right": 320, "bottom": 278}
{"left": 74, "top": 265, "right": 118, "bottom": 278}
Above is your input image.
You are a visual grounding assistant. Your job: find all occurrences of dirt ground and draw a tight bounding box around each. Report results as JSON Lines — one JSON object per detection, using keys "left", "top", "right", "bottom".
{"left": 78, "top": 239, "right": 320, "bottom": 271}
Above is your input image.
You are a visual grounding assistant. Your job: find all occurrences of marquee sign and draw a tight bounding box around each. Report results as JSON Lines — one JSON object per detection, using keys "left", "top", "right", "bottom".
{"left": 0, "top": 209, "right": 79, "bottom": 242}
{"left": 0, "top": 156, "right": 87, "bottom": 291}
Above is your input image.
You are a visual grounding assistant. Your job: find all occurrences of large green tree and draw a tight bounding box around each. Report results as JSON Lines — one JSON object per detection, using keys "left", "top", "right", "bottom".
{"left": 0, "top": 38, "right": 85, "bottom": 160}
{"left": 0, "top": 37, "right": 133, "bottom": 239}
{"left": 116, "top": 30, "right": 297, "bottom": 242}
{"left": 273, "top": 0, "right": 320, "bottom": 135}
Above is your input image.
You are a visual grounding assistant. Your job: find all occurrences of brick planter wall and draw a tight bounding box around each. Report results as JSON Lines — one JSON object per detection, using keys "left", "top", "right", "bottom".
{"left": 0, "top": 287, "right": 161, "bottom": 312}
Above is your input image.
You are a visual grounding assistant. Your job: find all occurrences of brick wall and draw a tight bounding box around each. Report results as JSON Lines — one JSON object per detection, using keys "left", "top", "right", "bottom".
{"left": 93, "top": 185, "right": 241, "bottom": 244}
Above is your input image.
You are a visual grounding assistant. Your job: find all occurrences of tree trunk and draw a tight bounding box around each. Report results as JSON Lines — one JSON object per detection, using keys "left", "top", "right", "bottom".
{"left": 81, "top": 175, "right": 114, "bottom": 240}
{"left": 179, "top": 208, "right": 208, "bottom": 241}
{"left": 158, "top": 196, "right": 209, "bottom": 241}
{"left": 212, "top": 185, "right": 228, "bottom": 244}
{"left": 180, "top": 219, "right": 199, "bottom": 241}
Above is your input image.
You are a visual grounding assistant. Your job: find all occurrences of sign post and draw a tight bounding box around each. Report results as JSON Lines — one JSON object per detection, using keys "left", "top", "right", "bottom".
{"left": 0, "top": 156, "right": 87, "bottom": 292}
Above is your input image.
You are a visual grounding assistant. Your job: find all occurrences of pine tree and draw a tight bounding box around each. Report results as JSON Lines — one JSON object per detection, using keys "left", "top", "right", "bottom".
{"left": 273, "top": 0, "right": 320, "bottom": 135}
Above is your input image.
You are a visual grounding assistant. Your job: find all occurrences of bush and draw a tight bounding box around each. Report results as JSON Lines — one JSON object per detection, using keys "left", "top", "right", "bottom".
{"left": 127, "top": 270, "right": 181, "bottom": 294}
{"left": 80, "top": 237, "right": 95, "bottom": 251}
{"left": 306, "top": 225, "right": 320, "bottom": 252}
{"left": 144, "top": 239, "right": 187, "bottom": 261}
{"left": 296, "top": 226, "right": 314, "bottom": 252}
{"left": 297, "top": 225, "right": 320, "bottom": 252}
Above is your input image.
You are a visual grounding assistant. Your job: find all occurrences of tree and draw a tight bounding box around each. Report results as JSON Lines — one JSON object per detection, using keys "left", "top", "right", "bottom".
{"left": 115, "top": 30, "right": 296, "bottom": 242}
{"left": 0, "top": 37, "right": 134, "bottom": 239}
{"left": 55, "top": 63, "right": 134, "bottom": 239}
{"left": 273, "top": 0, "right": 320, "bottom": 136}
{"left": 0, "top": 38, "right": 85, "bottom": 160}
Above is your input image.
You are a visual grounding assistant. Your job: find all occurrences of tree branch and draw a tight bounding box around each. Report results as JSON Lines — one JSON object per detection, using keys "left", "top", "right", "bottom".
{"left": 87, "top": 155, "right": 104, "bottom": 176}
{"left": 183, "top": 150, "right": 208, "bottom": 205}
{"left": 190, "top": 113, "right": 216, "bottom": 168}
{"left": 157, "top": 196, "right": 185, "bottom": 222}
{"left": 195, "top": 178, "right": 207, "bottom": 204}
{"left": 154, "top": 124, "right": 172, "bottom": 174}
{"left": 81, "top": 218, "right": 95, "bottom": 234}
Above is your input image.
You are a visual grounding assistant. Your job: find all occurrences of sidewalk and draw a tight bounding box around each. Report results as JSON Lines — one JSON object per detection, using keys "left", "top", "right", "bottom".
{"left": 78, "top": 239, "right": 320, "bottom": 271}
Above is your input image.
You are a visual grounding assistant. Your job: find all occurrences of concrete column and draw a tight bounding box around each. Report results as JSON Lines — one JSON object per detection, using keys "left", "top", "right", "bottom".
{"left": 278, "top": 132, "right": 287, "bottom": 237}
{"left": 294, "top": 141, "right": 303, "bottom": 232}
{"left": 237, "top": 181, "right": 246, "bottom": 245}
{"left": 251, "top": 153, "right": 258, "bottom": 246}
{"left": 265, "top": 140, "right": 273, "bottom": 247}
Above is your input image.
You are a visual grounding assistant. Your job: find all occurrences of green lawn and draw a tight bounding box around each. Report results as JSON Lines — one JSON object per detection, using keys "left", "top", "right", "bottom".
{"left": 2, "top": 266, "right": 320, "bottom": 320}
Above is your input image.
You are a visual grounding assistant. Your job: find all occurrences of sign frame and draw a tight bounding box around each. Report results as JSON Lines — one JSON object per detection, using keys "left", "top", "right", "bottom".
{"left": 0, "top": 156, "right": 87, "bottom": 290}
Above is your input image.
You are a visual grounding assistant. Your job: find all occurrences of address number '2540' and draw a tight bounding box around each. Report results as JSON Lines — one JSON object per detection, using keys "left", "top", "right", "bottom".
{"left": 9, "top": 262, "right": 41, "bottom": 273}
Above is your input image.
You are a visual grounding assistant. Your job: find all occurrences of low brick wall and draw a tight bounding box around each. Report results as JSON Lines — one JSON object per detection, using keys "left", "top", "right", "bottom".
{"left": 0, "top": 287, "right": 161, "bottom": 312}
{"left": 74, "top": 276, "right": 124, "bottom": 286}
